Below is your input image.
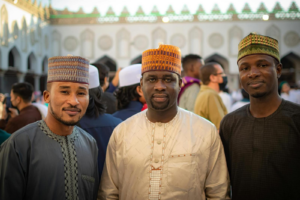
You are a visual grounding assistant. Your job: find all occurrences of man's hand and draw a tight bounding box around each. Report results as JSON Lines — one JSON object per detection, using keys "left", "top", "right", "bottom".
{"left": 9, "top": 108, "right": 19, "bottom": 118}
{"left": 1, "top": 104, "right": 8, "bottom": 120}
{"left": 0, "top": 93, "right": 5, "bottom": 103}
{"left": 112, "top": 68, "right": 122, "bottom": 87}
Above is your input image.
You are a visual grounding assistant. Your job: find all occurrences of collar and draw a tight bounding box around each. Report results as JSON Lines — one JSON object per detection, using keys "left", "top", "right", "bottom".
{"left": 200, "top": 85, "right": 218, "bottom": 94}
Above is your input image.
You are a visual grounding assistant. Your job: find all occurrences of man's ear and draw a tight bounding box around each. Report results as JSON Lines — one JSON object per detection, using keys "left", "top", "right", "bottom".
{"left": 43, "top": 90, "right": 50, "bottom": 103}
{"left": 136, "top": 85, "right": 143, "bottom": 96}
{"left": 276, "top": 63, "right": 283, "bottom": 79}
{"left": 178, "top": 77, "right": 182, "bottom": 88}
{"left": 140, "top": 77, "right": 143, "bottom": 87}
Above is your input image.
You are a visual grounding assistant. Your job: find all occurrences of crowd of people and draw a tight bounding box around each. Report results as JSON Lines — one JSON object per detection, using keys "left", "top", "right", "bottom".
{"left": 0, "top": 32, "right": 300, "bottom": 200}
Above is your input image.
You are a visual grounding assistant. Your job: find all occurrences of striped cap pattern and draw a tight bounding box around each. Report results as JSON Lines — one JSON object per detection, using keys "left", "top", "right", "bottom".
{"left": 238, "top": 33, "right": 280, "bottom": 62}
{"left": 47, "top": 56, "right": 89, "bottom": 84}
{"left": 142, "top": 44, "right": 182, "bottom": 75}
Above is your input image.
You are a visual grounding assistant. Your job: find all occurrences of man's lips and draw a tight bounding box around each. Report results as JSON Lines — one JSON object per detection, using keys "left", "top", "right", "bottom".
{"left": 152, "top": 94, "right": 168, "bottom": 103}
{"left": 63, "top": 108, "right": 81, "bottom": 116}
{"left": 248, "top": 81, "right": 264, "bottom": 88}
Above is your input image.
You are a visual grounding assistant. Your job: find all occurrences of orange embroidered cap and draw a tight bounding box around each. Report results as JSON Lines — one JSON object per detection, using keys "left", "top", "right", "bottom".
{"left": 141, "top": 44, "right": 181, "bottom": 75}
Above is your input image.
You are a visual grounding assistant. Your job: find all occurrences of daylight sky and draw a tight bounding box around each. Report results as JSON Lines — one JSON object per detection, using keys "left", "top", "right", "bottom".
{"left": 40, "top": 0, "right": 300, "bottom": 15}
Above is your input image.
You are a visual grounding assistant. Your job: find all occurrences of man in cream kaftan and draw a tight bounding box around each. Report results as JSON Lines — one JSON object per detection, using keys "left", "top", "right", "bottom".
{"left": 99, "top": 108, "right": 230, "bottom": 199}
{"left": 99, "top": 44, "right": 230, "bottom": 200}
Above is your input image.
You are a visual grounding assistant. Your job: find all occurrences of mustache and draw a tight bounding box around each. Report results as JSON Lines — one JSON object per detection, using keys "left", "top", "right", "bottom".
{"left": 62, "top": 107, "right": 81, "bottom": 112}
{"left": 151, "top": 93, "right": 169, "bottom": 98}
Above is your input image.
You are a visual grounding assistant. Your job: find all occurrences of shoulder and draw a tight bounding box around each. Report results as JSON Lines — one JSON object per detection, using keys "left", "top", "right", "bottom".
{"left": 1, "top": 121, "right": 41, "bottom": 148}
{"left": 102, "top": 114, "right": 123, "bottom": 125}
{"left": 282, "top": 100, "right": 300, "bottom": 113}
{"left": 179, "top": 108, "right": 216, "bottom": 130}
{"left": 223, "top": 104, "right": 248, "bottom": 122}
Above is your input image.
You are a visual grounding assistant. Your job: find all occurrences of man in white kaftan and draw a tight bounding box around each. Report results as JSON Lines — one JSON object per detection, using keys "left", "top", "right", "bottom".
{"left": 98, "top": 44, "right": 230, "bottom": 200}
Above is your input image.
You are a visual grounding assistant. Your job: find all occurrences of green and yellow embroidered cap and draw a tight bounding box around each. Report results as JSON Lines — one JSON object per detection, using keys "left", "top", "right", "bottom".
{"left": 237, "top": 33, "right": 280, "bottom": 63}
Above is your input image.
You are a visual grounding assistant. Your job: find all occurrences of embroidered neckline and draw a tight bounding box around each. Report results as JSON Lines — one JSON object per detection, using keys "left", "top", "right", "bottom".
{"left": 38, "top": 120, "right": 79, "bottom": 142}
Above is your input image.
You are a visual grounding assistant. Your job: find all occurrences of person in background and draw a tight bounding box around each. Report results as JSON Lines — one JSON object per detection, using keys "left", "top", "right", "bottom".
{"left": 99, "top": 44, "right": 230, "bottom": 200}
{"left": 0, "top": 94, "right": 10, "bottom": 145}
{"left": 279, "top": 81, "right": 300, "bottom": 104}
{"left": 230, "top": 89, "right": 250, "bottom": 112}
{"left": 220, "top": 33, "right": 300, "bottom": 200}
{"left": 178, "top": 54, "right": 204, "bottom": 112}
{"left": 0, "top": 55, "right": 99, "bottom": 200}
{"left": 219, "top": 88, "right": 232, "bottom": 113}
{"left": 32, "top": 91, "right": 48, "bottom": 119}
{"left": 78, "top": 65, "right": 122, "bottom": 179}
{"left": 112, "top": 64, "right": 146, "bottom": 121}
{"left": 92, "top": 63, "right": 118, "bottom": 114}
{"left": 0, "top": 82, "right": 42, "bottom": 134}
{"left": 194, "top": 62, "right": 228, "bottom": 130}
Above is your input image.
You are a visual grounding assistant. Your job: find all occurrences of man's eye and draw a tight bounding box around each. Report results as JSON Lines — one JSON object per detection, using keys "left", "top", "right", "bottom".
{"left": 61, "top": 91, "right": 68, "bottom": 94}
{"left": 78, "top": 93, "right": 86, "bottom": 95}
{"left": 164, "top": 78, "right": 172, "bottom": 82}
{"left": 149, "top": 78, "right": 156, "bottom": 82}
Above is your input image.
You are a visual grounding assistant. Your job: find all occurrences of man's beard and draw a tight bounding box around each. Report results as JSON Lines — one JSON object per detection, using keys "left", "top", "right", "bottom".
{"left": 150, "top": 99, "right": 170, "bottom": 111}
{"left": 49, "top": 103, "right": 81, "bottom": 126}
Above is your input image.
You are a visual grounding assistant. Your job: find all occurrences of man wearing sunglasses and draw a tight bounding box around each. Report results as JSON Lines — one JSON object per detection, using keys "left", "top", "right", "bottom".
{"left": 194, "top": 62, "right": 228, "bottom": 130}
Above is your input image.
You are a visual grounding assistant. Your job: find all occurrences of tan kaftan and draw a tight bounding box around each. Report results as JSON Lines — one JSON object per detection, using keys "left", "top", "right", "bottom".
{"left": 98, "top": 108, "right": 230, "bottom": 200}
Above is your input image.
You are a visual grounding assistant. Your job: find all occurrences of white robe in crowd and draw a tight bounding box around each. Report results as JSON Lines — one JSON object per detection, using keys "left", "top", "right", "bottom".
{"left": 98, "top": 108, "right": 230, "bottom": 200}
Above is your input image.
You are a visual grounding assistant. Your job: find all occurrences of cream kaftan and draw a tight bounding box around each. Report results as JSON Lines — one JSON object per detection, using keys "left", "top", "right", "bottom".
{"left": 98, "top": 108, "right": 230, "bottom": 200}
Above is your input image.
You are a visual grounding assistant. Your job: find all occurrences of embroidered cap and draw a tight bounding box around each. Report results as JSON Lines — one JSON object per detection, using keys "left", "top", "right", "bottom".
{"left": 47, "top": 55, "right": 89, "bottom": 84}
{"left": 238, "top": 33, "right": 280, "bottom": 63}
{"left": 142, "top": 44, "right": 182, "bottom": 75}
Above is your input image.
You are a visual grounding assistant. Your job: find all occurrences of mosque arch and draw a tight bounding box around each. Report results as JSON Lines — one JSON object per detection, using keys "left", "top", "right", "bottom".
{"left": 94, "top": 55, "right": 117, "bottom": 72}
{"left": 3, "top": 70, "right": 18, "bottom": 93}
{"left": 130, "top": 55, "right": 142, "bottom": 65}
{"left": 280, "top": 52, "right": 300, "bottom": 86}
{"left": 39, "top": 56, "right": 48, "bottom": 93}
{"left": 228, "top": 26, "right": 243, "bottom": 57}
{"left": 27, "top": 52, "right": 37, "bottom": 71}
{"left": 204, "top": 53, "right": 229, "bottom": 74}
{"left": 189, "top": 27, "right": 203, "bottom": 55}
{"left": 1, "top": 5, "right": 9, "bottom": 46}
{"left": 116, "top": 28, "right": 130, "bottom": 58}
{"left": 80, "top": 29, "right": 94, "bottom": 59}
{"left": 21, "top": 17, "right": 28, "bottom": 52}
{"left": 8, "top": 46, "right": 21, "bottom": 69}
{"left": 152, "top": 27, "right": 166, "bottom": 48}
{"left": 52, "top": 30, "right": 61, "bottom": 57}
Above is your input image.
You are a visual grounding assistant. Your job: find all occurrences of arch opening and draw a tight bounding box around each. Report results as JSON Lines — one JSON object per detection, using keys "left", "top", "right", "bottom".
{"left": 204, "top": 53, "right": 229, "bottom": 74}
{"left": 8, "top": 46, "right": 21, "bottom": 69}
{"left": 130, "top": 55, "right": 142, "bottom": 65}
{"left": 280, "top": 52, "right": 300, "bottom": 87}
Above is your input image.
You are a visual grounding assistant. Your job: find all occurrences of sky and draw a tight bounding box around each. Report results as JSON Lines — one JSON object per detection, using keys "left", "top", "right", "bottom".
{"left": 40, "top": 0, "right": 300, "bottom": 15}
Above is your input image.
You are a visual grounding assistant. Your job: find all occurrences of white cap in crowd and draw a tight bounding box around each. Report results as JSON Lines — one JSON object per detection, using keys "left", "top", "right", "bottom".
{"left": 119, "top": 64, "right": 142, "bottom": 87}
{"left": 89, "top": 65, "right": 100, "bottom": 89}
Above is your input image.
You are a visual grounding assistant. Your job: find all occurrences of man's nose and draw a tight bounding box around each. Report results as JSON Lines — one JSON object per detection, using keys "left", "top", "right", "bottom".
{"left": 68, "top": 93, "right": 79, "bottom": 105}
{"left": 248, "top": 66, "right": 261, "bottom": 78}
{"left": 154, "top": 79, "right": 166, "bottom": 91}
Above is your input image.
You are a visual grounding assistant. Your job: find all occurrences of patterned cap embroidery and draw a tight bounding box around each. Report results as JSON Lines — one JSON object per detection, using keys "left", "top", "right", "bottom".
{"left": 47, "top": 56, "right": 89, "bottom": 84}
{"left": 142, "top": 44, "right": 182, "bottom": 75}
{"left": 238, "top": 33, "right": 280, "bottom": 62}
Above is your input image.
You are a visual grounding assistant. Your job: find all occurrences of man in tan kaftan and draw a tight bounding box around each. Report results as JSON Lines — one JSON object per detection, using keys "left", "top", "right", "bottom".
{"left": 98, "top": 45, "right": 230, "bottom": 200}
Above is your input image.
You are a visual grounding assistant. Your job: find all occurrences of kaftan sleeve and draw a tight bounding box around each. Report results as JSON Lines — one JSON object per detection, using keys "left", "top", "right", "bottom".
{"left": 0, "top": 138, "right": 26, "bottom": 199}
{"left": 205, "top": 126, "right": 231, "bottom": 200}
{"left": 97, "top": 129, "right": 119, "bottom": 200}
{"left": 93, "top": 141, "right": 100, "bottom": 200}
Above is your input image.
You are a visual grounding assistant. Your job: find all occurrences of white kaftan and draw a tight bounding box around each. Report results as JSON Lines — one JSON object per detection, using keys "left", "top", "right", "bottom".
{"left": 98, "top": 108, "right": 230, "bottom": 200}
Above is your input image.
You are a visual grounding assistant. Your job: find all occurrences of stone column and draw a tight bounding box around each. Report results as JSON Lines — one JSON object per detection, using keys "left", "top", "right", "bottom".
{"left": 0, "top": 70, "right": 5, "bottom": 93}
{"left": 34, "top": 75, "right": 40, "bottom": 92}
{"left": 17, "top": 73, "right": 25, "bottom": 83}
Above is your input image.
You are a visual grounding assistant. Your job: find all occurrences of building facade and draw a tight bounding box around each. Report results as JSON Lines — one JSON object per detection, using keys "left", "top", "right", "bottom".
{"left": 1, "top": 0, "right": 300, "bottom": 93}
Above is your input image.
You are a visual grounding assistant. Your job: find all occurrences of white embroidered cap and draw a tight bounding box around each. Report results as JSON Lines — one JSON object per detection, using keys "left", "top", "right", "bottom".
{"left": 119, "top": 64, "right": 142, "bottom": 87}
{"left": 89, "top": 65, "right": 100, "bottom": 89}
